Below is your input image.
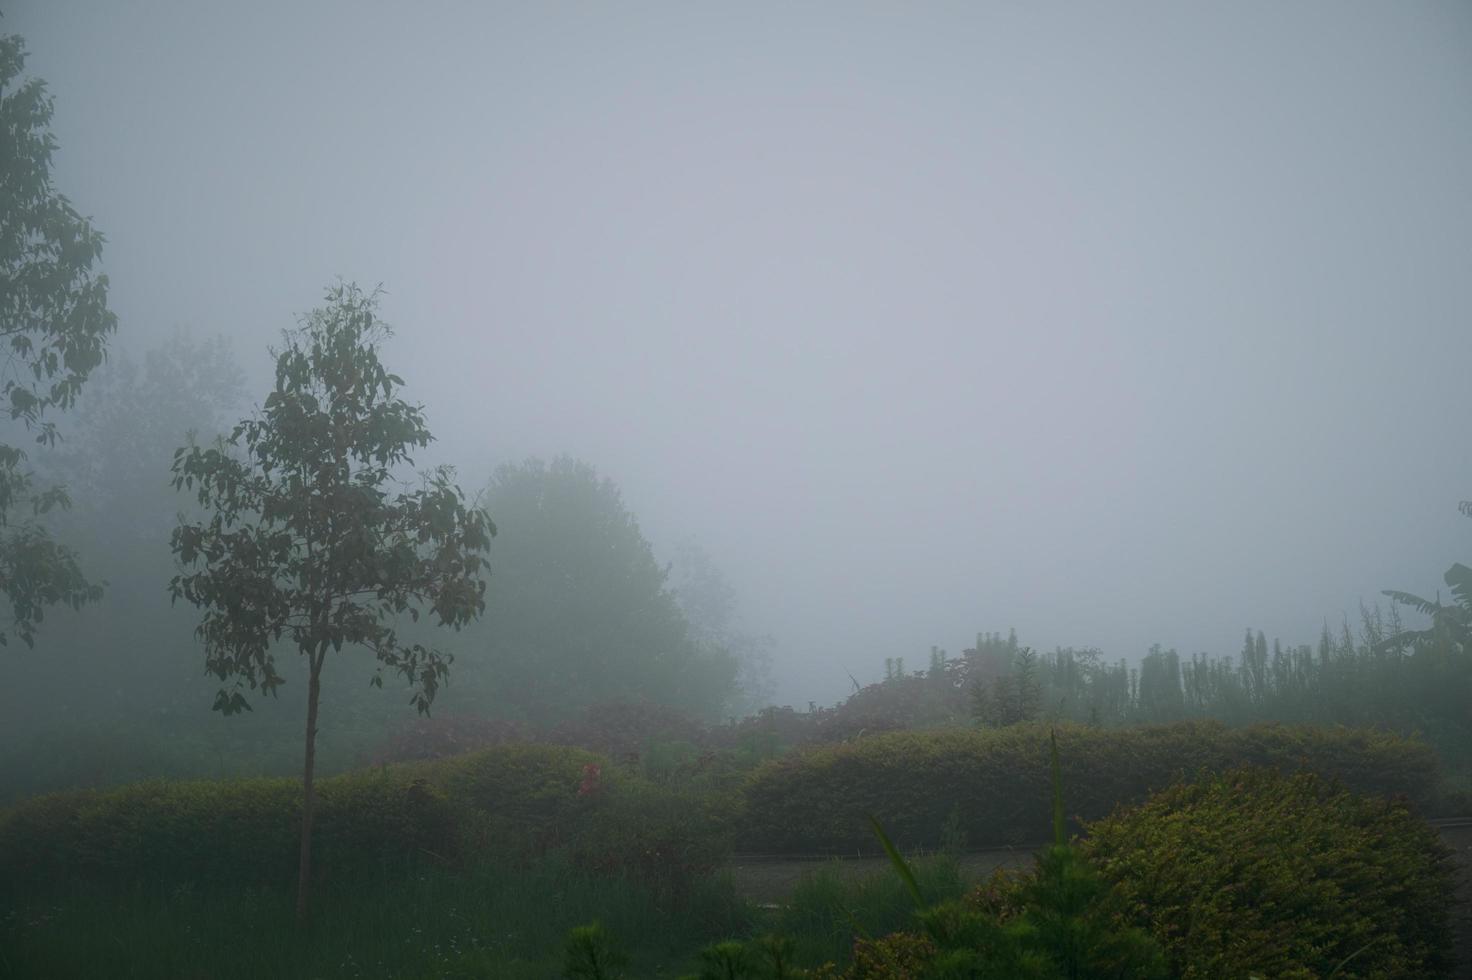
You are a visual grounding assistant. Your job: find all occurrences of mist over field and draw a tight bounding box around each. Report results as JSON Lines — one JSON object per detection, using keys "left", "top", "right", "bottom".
{"left": 6, "top": 4, "right": 1472, "bottom": 976}
{"left": 6, "top": 0, "right": 1471, "bottom": 710}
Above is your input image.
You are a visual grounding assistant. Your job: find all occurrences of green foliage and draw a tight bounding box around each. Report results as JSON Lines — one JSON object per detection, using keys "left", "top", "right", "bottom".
{"left": 0, "top": 766, "right": 458, "bottom": 888}
{"left": 1, "top": 851, "right": 750, "bottom": 980}
{"left": 170, "top": 282, "right": 493, "bottom": 716}
{"left": 773, "top": 855, "right": 968, "bottom": 967}
{"left": 973, "top": 646, "right": 1042, "bottom": 728}
{"left": 0, "top": 742, "right": 736, "bottom": 895}
{"left": 868, "top": 813, "right": 925, "bottom": 911}
{"left": 564, "top": 920, "right": 628, "bottom": 980}
{"left": 1085, "top": 767, "right": 1457, "bottom": 979}
{"left": 0, "top": 30, "right": 115, "bottom": 647}
{"left": 750, "top": 935, "right": 802, "bottom": 980}
{"left": 169, "top": 281, "right": 493, "bottom": 918}
{"left": 689, "top": 940, "right": 753, "bottom": 980}
{"left": 835, "top": 931, "right": 939, "bottom": 979}
{"left": 817, "top": 743, "right": 1166, "bottom": 980}
{"left": 1381, "top": 500, "right": 1472, "bottom": 659}
{"left": 434, "top": 741, "right": 603, "bottom": 851}
{"left": 467, "top": 456, "right": 737, "bottom": 722}
{"left": 571, "top": 768, "right": 736, "bottom": 894}
{"left": 673, "top": 540, "right": 779, "bottom": 716}
{"left": 789, "top": 828, "right": 1165, "bottom": 978}
{"left": 738, "top": 722, "right": 1438, "bottom": 853}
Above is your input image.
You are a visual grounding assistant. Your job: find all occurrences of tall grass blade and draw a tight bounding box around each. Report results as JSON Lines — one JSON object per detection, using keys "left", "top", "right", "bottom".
{"left": 866, "top": 813, "right": 925, "bottom": 912}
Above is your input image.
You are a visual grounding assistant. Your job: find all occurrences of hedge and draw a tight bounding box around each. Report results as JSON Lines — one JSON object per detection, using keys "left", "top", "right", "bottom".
{"left": 0, "top": 742, "right": 729, "bottom": 892}
{"left": 1086, "top": 767, "right": 1456, "bottom": 978}
{"left": 736, "top": 721, "right": 1439, "bottom": 853}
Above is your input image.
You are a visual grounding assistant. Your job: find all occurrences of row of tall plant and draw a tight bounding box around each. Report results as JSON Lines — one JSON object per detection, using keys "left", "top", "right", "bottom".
{"left": 833, "top": 522, "right": 1471, "bottom": 781}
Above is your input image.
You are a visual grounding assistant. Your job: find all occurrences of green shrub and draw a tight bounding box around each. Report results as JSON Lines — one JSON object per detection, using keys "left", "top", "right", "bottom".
{"left": 564, "top": 920, "right": 629, "bottom": 979}
{"left": 433, "top": 741, "right": 605, "bottom": 854}
{"left": 0, "top": 741, "right": 738, "bottom": 893}
{"left": 773, "top": 854, "right": 968, "bottom": 967}
{"left": 1085, "top": 766, "right": 1456, "bottom": 978}
{"left": 738, "top": 722, "right": 1437, "bottom": 852}
{"left": 0, "top": 765, "right": 462, "bottom": 888}
{"left": 568, "top": 770, "right": 734, "bottom": 893}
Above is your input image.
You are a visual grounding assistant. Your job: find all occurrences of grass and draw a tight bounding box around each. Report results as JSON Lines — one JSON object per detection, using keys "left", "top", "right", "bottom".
{"left": 0, "top": 852, "right": 751, "bottom": 980}
{"left": 766, "top": 852, "right": 967, "bottom": 969}
{"left": 0, "top": 848, "right": 978, "bottom": 979}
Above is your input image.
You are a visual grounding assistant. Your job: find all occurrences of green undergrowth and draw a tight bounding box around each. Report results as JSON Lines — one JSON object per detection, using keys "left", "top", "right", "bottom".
{"left": 0, "top": 852, "right": 751, "bottom": 980}
{"left": 0, "top": 742, "right": 735, "bottom": 893}
{"left": 769, "top": 853, "right": 969, "bottom": 968}
{"left": 1086, "top": 766, "right": 1457, "bottom": 978}
{"left": 739, "top": 720, "right": 1439, "bottom": 852}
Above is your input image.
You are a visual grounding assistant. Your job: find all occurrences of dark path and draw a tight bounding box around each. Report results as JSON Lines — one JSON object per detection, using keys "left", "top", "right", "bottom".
{"left": 728, "top": 845, "right": 1033, "bottom": 906}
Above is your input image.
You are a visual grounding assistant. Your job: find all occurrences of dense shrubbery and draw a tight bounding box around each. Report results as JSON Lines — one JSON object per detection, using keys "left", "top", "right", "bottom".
{"left": 738, "top": 721, "right": 1437, "bottom": 852}
{"left": 1086, "top": 767, "right": 1456, "bottom": 979}
{"left": 0, "top": 767, "right": 458, "bottom": 888}
{"left": 0, "top": 743, "right": 731, "bottom": 895}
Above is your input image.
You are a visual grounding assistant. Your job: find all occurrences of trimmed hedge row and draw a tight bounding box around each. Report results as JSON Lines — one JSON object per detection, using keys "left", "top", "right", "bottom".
{"left": 2, "top": 722, "right": 1442, "bottom": 891}
{"left": 0, "top": 742, "right": 731, "bottom": 892}
{"left": 737, "top": 721, "right": 1439, "bottom": 852}
{"left": 0, "top": 769, "right": 456, "bottom": 888}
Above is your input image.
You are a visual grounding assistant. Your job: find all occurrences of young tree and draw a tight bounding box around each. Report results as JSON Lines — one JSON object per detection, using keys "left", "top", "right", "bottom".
{"left": 0, "top": 30, "right": 116, "bottom": 646}
{"left": 170, "top": 283, "right": 493, "bottom": 923}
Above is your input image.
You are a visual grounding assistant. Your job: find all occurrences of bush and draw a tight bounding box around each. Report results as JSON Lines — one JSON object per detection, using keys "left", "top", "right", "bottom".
{"left": 1085, "top": 766, "right": 1456, "bottom": 978}
{"left": 738, "top": 722, "right": 1438, "bottom": 852}
{"left": 0, "top": 741, "right": 737, "bottom": 895}
{"left": 433, "top": 742, "right": 605, "bottom": 855}
{"left": 568, "top": 770, "right": 735, "bottom": 894}
{"left": 0, "top": 766, "right": 457, "bottom": 888}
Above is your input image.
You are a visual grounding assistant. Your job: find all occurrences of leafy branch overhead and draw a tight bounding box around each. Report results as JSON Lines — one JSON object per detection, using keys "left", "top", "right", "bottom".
{"left": 0, "top": 32, "right": 116, "bottom": 646}
{"left": 169, "top": 283, "right": 494, "bottom": 716}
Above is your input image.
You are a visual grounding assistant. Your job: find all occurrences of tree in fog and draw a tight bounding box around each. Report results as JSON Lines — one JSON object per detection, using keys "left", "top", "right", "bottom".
{"left": 51, "top": 333, "right": 246, "bottom": 541}
{"left": 472, "top": 457, "right": 737, "bottom": 722}
{"left": 170, "top": 283, "right": 493, "bottom": 922}
{"left": 0, "top": 31, "right": 115, "bottom": 646}
{"left": 23, "top": 335, "right": 247, "bottom": 720}
{"left": 671, "top": 540, "right": 776, "bottom": 716}
{"left": 1382, "top": 500, "right": 1472, "bottom": 657}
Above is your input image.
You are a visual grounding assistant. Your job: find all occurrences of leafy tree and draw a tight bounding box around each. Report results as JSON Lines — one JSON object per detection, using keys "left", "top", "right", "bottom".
{"left": 49, "top": 332, "right": 246, "bottom": 538}
{"left": 671, "top": 540, "right": 777, "bottom": 715}
{"left": 0, "top": 30, "right": 116, "bottom": 646}
{"left": 469, "top": 457, "right": 736, "bottom": 722}
{"left": 169, "top": 283, "right": 492, "bottom": 922}
{"left": 972, "top": 646, "right": 1041, "bottom": 727}
{"left": 1135, "top": 645, "right": 1183, "bottom": 721}
{"left": 1381, "top": 499, "right": 1472, "bottom": 657}
{"left": 5, "top": 335, "right": 247, "bottom": 735}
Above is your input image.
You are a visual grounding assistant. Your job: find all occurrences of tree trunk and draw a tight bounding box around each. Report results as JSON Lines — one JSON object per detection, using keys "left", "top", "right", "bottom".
{"left": 295, "top": 653, "right": 324, "bottom": 925}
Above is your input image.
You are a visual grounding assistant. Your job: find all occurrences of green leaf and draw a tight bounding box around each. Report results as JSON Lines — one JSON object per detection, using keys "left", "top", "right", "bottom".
{"left": 867, "top": 813, "right": 925, "bottom": 912}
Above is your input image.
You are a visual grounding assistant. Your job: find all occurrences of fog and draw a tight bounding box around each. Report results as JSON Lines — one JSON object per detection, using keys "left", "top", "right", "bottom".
{"left": 8, "top": 0, "right": 1472, "bottom": 708}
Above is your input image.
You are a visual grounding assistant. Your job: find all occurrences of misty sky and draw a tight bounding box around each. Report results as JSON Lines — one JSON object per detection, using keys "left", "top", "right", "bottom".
{"left": 10, "top": 1, "right": 1472, "bottom": 705}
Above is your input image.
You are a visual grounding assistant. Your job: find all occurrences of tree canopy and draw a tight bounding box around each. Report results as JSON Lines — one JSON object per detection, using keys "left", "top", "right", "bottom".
{"left": 0, "top": 31, "right": 116, "bottom": 646}
{"left": 169, "top": 282, "right": 492, "bottom": 920}
{"left": 472, "top": 456, "right": 736, "bottom": 722}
